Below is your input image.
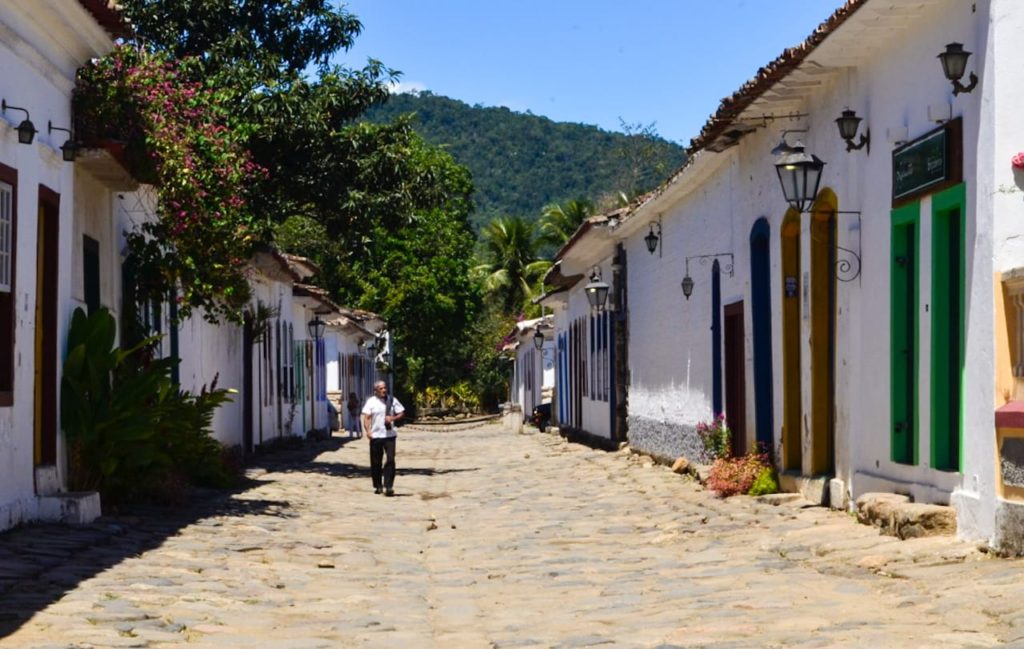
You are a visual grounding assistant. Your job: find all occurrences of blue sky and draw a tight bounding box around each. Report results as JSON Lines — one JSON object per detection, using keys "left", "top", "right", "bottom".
{"left": 335, "top": 1, "right": 845, "bottom": 146}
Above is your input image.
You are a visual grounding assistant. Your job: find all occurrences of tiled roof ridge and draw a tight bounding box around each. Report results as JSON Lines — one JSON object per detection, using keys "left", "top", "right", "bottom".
{"left": 687, "top": 0, "right": 869, "bottom": 155}
{"left": 77, "top": 0, "right": 130, "bottom": 37}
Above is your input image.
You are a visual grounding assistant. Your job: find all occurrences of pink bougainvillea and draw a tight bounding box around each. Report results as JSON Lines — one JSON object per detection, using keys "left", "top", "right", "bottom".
{"left": 74, "top": 45, "right": 267, "bottom": 322}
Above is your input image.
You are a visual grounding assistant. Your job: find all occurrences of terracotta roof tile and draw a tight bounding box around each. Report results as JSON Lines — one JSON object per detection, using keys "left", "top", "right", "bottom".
{"left": 687, "top": 0, "right": 868, "bottom": 155}
{"left": 77, "top": 0, "right": 129, "bottom": 37}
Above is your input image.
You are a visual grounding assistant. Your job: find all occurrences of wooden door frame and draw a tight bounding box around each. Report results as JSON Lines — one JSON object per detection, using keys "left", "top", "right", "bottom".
{"left": 35, "top": 186, "right": 60, "bottom": 468}
{"left": 810, "top": 188, "right": 838, "bottom": 476}
{"left": 781, "top": 208, "right": 802, "bottom": 471}
{"left": 724, "top": 300, "right": 747, "bottom": 456}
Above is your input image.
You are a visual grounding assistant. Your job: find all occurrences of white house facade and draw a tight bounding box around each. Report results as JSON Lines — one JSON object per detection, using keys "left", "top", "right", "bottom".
{"left": 0, "top": 1, "right": 122, "bottom": 531}
{"left": 566, "top": 0, "right": 1024, "bottom": 549}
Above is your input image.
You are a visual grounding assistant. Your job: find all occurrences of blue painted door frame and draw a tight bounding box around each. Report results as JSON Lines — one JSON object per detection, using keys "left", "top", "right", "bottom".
{"left": 711, "top": 261, "right": 723, "bottom": 416}
{"left": 750, "top": 218, "right": 774, "bottom": 450}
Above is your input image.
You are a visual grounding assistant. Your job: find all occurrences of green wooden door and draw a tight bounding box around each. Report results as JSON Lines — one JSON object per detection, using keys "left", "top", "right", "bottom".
{"left": 931, "top": 184, "right": 965, "bottom": 472}
{"left": 890, "top": 203, "right": 918, "bottom": 464}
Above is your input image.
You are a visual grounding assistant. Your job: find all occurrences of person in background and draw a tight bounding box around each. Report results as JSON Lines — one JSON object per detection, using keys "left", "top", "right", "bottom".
{"left": 362, "top": 381, "right": 405, "bottom": 496}
{"left": 347, "top": 392, "right": 360, "bottom": 438}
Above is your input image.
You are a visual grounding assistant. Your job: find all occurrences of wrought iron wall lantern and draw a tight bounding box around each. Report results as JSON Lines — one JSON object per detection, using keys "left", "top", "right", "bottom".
{"left": 47, "top": 121, "right": 77, "bottom": 161}
{"left": 644, "top": 219, "right": 662, "bottom": 257}
{"left": 532, "top": 327, "right": 545, "bottom": 350}
{"left": 584, "top": 265, "right": 610, "bottom": 311}
{"left": 1, "top": 99, "right": 36, "bottom": 144}
{"left": 774, "top": 141, "right": 825, "bottom": 213}
{"left": 835, "top": 109, "right": 869, "bottom": 153}
{"left": 306, "top": 316, "right": 326, "bottom": 341}
{"left": 680, "top": 253, "right": 733, "bottom": 300}
{"left": 938, "top": 42, "right": 977, "bottom": 96}
{"left": 773, "top": 143, "right": 863, "bottom": 282}
{"left": 770, "top": 128, "right": 808, "bottom": 156}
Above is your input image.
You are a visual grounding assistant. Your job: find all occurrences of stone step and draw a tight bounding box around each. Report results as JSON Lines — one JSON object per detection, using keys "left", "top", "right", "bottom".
{"left": 855, "top": 492, "right": 956, "bottom": 539}
{"left": 37, "top": 492, "right": 101, "bottom": 526}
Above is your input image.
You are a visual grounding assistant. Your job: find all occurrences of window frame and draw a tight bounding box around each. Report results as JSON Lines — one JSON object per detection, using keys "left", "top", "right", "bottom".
{"left": 0, "top": 163, "right": 17, "bottom": 407}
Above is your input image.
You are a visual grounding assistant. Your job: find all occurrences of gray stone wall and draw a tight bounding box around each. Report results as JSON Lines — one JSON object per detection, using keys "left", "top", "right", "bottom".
{"left": 627, "top": 415, "right": 708, "bottom": 463}
{"left": 994, "top": 500, "right": 1024, "bottom": 555}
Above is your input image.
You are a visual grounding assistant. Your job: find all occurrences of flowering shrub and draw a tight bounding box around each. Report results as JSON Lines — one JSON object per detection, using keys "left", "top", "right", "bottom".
{"left": 696, "top": 414, "right": 731, "bottom": 461}
{"left": 706, "top": 452, "right": 772, "bottom": 497}
{"left": 74, "top": 46, "right": 267, "bottom": 323}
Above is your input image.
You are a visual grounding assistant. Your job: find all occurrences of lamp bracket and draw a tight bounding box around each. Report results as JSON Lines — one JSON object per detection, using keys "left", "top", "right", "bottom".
{"left": 1, "top": 99, "right": 29, "bottom": 120}
{"left": 835, "top": 245, "right": 862, "bottom": 283}
{"left": 845, "top": 129, "right": 870, "bottom": 154}
{"left": 685, "top": 253, "right": 734, "bottom": 278}
{"left": 952, "top": 71, "right": 978, "bottom": 96}
{"left": 47, "top": 121, "right": 72, "bottom": 137}
{"left": 713, "top": 111, "right": 810, "bottom": 128}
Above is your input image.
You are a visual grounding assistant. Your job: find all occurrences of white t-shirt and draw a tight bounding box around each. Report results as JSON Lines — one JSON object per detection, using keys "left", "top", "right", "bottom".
{"left": 362, "top": 395, "right": 405, "bottom": 439}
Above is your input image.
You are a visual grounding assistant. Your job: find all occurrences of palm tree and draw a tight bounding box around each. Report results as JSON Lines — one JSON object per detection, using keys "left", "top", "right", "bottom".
{"left": 475, "top": 216, "right": 551, "bottom": 313}
{"left": 538, "top": 198, "right": 593, "bottom": 249}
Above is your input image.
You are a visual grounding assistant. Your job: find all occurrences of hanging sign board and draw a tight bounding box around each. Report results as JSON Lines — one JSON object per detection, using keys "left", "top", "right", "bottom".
{"left": 892, "top": 118, "right": 962, "bottom": 207}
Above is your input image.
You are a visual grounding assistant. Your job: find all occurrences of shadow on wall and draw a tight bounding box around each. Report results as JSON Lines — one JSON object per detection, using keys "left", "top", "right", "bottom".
{"left": 0, "top": 435, "right": 358, "bottom": 639}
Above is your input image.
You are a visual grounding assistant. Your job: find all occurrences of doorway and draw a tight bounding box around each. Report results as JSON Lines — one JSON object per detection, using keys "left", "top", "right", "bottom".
{"left": 891, "top": 203, "right": 918, "bottom": 464}
{"left": 810, "top": 189, "right": 837, "bottom": 475}
{"left": 711, "top": 261, "right": 723, "bottom": 416}
{"left": 781, "top": 208, "right": 802, "bottom": 471}
{"left": 749, "top": 218, "right": 774, "bottom": 452}
{"left": 724, "top": 301, "right": 746, "bottom": 456}
{"left": 931, "top": 185, "right": 965, "bottom": 472}
{"left": 34, "top": 188, "right": 59, "bottom": 469}
{"left": 242, "top": 313, "right": 254, "bottom": 456}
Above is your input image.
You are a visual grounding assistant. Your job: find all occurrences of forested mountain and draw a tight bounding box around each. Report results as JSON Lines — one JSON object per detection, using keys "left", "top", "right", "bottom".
{"left": 365, "top": 92, "right": 687, "bottom": 228}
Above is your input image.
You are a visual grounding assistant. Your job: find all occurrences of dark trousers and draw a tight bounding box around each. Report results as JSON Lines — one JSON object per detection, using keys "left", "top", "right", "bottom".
{"left": 370, "top": 437, "right": 396, "bottom": 489}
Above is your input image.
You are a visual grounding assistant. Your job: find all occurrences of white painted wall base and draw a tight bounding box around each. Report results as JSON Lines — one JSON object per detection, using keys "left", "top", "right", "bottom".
{"left": 853, "top": 470, "right": 958, "bottom": 507}
{"left": 34, "top": 466, "right": 61, "bottom": 497}
{"left": 779, "top": 472, "right": 829, "bottom": 505}
{"left": 37, "top": 492, "right": 101, "bottom": 526}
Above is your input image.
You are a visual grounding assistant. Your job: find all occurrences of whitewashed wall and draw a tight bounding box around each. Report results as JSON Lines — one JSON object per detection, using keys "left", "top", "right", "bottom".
{"left": 291, "top": 301, "right": 328, "bottom": 435}
{"left": 0, "top": 4, "right": 112, "bottom": 530}
{"left": 557, "top": 257, "right": 616, "bottom": 441}
{"left": 621, "top": 0, "right": 999, "bottom": 540}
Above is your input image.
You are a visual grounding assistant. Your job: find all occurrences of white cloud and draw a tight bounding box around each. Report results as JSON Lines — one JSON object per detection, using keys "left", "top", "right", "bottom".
{"left": 388, "top": 80, "right": 427, "bottom": 95}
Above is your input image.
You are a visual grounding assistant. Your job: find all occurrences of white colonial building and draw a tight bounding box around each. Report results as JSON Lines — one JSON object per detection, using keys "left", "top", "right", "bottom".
{"left": 544, "top": 0, "right": 1024, "bottom": 550}
{"left": 0, "top": 0, "right": 123, "bottom": 530}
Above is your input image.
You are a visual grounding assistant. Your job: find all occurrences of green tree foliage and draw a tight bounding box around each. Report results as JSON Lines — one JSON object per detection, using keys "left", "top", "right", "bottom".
{"left": 539, "top": 198, "right": 594, "bottom": 250}
{"left": 475, "top": 216, "right": 551, "bottom": 314}
{"left": 276, "top": 133, "right": 479, "bottom": 401}
{"left": 366, "top": 92, "right": 687, "bottom": 228}
{"left": 116, "top": 0, "right": 422, "bottom": 268}
{"left": 118, "top": 1, "right": 488, "bottom": 405}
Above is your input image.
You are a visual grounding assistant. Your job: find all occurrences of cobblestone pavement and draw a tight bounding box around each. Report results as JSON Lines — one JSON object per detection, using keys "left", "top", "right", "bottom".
{"left": 3, "top": 425, "right": 1024, "bottom": 648}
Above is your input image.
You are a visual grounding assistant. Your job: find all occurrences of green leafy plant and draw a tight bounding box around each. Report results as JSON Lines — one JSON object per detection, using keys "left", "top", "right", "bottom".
{"left": 61, "top": 307, "right": 236, "bottom": 504}
{"left": 696, "top": 414, "right": 731, "bottom": 462}
{"left": 748, "top": 466, "right": 780, "bottom": 496}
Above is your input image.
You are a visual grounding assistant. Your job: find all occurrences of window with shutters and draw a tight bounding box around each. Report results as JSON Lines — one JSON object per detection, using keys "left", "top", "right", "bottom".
{"left": 0, "top": 182, "right": 11, "bottom": 294}
{"left": 0, "top": 166, "right": 16, "bottom": 406}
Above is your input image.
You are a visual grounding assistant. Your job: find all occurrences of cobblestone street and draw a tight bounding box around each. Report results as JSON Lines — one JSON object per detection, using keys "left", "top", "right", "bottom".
{"left": 2, "top": 424, "right": 1024, "bottom": 648}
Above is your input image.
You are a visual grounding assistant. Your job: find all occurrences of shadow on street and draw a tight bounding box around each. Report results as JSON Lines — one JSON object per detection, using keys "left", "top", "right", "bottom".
{"left": 0, "top": 434, "right": 356, "bottom": 639}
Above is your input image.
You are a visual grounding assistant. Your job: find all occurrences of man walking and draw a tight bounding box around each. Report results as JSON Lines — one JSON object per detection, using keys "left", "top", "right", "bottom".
{"left": 362, "top": 381, "right": 405, "bottom": 496}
